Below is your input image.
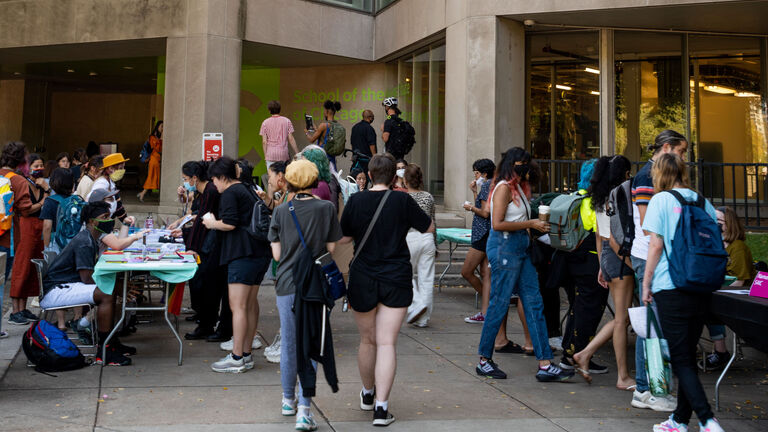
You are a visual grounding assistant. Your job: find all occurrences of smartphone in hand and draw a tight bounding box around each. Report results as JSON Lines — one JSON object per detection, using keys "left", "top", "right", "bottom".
{"left": 305, "top": 114, "right": 314, "bottom": 132}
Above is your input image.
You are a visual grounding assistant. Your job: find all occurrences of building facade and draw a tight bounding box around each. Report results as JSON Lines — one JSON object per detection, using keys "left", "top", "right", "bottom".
{"left": 0, "top": 0, "right": 766, "bottom": 220}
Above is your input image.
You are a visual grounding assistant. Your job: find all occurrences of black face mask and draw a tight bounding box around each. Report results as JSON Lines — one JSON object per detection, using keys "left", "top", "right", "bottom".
{"left": 514, "top": 164, "right": 530, "bottom": 180}
{"left": 94, "top": 218, "right": 115, "bottom": 234}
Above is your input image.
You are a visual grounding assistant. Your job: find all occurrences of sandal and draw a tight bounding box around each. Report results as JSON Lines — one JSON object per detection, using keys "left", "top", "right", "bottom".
{"left": 617, "top": 384, "right": 637, "bottom": 391}
{"left": 576, "top": 367, "right": 593, "bottom": 384}
{"left": 524, "top": 346, "right": 535, "bottom": 356}
{"left": 495, "top": 341, "right": 525, "bottom": 354}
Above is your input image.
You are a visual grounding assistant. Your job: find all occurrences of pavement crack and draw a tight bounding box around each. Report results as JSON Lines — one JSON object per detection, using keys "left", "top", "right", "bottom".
{"left": 311, "top": 399, "right": 337, "bottom": 432}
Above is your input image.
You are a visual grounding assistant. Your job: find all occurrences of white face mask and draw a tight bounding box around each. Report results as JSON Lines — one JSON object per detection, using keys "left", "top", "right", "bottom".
{"left": 396, "top": 169, "right": 405, "bottom": 178}
{"left": 476, "top": 177, "right": 485, "bottom": 188}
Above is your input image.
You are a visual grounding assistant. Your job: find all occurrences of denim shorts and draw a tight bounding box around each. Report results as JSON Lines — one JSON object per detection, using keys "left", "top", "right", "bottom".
{"left": 600, "top": 240, "right": 634, "bottom": 282}
{"left": 227, "top": 256, "right": 270, "bottom": 285}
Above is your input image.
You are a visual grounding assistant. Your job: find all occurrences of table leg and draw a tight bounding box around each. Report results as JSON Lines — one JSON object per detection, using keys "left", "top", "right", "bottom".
{"left": 437, "top": 241, "right": 457, "bottom": 292}
{"left": 101, "top": 272, "right": 128, "bottom": 366}
{"left": 715, "top": 332, "right": 738, "bottom": 411}
{"left": 163, "top": 281, "right": 184, "bottom": 366}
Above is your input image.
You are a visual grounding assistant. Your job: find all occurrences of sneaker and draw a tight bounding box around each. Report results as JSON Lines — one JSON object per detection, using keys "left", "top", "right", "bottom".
{"left": 21, "top": 309, "right": 39, "bottom": 321}
{"left": 243, "top": 353, "right": 255, "bottom": 370}
{"left": 360, "top": 389, "right": 375, "bottom": 411}
{"left": 96, "top": 346, "right": 132, "bottom": 366}
{"left": 559, "top": 356, "right": 609, "bottom": 375}
{"left": 68, "top": 319, "right": 93, "bottom": 345}
{"left": 411, "top": 320, "right": 428, "bottom": 328}
{"left": 211, "top": 353, "right": 246, "bottom": 373}
{"left": 464, "top": 312, "right": 485, "bottom": 324}
{"left": 548, "top": 336, "right": 563, "bottom": 350}
{"left": 0, "top": 330, "right": 8, "bottom": 339}
{"left": 632, "top": 390, "right": 676, "bottom": 412}
{"left": 406, "top": 306, "right": 427, "bottom": 324}
{"left": 699, "top": 417, "right": 725, "bottom": 432}
{"left": 536, "top": 363, "right": 574, "bottom": 382}
{"left": 282, "top": 397, "right": 298, "bottom": 416}
{"left": 7, "top": 312, "right": 29, "bottom": 326}
{"left": 265, "top": 332, "right": 281, "bottom": 357}
{"left": 219, "top": 336, "right": 263, "bottom": 351}
{"left": 112, "top": 339, "right": 137, "bottom": 356}
{"left": 476, "top": 359, "right": 507, "bottom": 379}
{"left": 698, "top": 351, "right": 730, "bottom": 371}
{"left": 295, "top": 413, "right": 318, "bottom": 431}
{"left": 372, "top": 406, "right": 395, "bottom": 427}
{"left": 653, "top": 415, "right": 688, "bottom": 432}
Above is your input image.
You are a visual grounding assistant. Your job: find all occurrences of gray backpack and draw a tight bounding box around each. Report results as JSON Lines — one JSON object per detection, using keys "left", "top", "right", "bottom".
{"left": 548, "top": 193, "right": 589, "bottom": 252}
{"left": 607, "top": 179, "right": 635, "bottom": 259}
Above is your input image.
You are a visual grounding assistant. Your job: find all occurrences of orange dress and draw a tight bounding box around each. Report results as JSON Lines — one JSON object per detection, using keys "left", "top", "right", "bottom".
{"left": 11, "top": 178, "right": 44, "bottom": 299}
{"left": 143, "top": 135, "right": 162, "bottom": 190}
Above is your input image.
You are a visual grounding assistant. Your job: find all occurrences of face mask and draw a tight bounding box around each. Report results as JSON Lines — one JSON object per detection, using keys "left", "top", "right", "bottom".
{"left": 18, "top": 163, "right": 29, "bottom": 177}
{"left": 396, "top": 169, "right": 405, "bottom": 178}
{"left": 110, "top": 168, "right": 126, "bottom": 182}
{"left": 94, "top": 218, "right": 115, "bottom": 234}
{"left": 183, "top": 181, "right": 196, "bottom": 192}
{"left": 108, "top": 200, "right": 118, "bottom": 216}
{"left": 30, "top": 169, "right": 44, "bottom": 179}
{"left": 514, "top": 164, "right": 530, "bottom": 180}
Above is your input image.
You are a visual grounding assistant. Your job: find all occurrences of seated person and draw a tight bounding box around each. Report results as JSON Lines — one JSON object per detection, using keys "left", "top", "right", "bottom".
{"left": 40, "top": 201, "right": 135, "bottom": 366}
{"left": 88, "top": 189, "right": 148, "bottom": 252}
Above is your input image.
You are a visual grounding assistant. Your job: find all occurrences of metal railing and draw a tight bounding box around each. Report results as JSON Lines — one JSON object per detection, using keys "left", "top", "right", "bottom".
{"left": 534, "top": 159, "right": 768, "bottom": 230}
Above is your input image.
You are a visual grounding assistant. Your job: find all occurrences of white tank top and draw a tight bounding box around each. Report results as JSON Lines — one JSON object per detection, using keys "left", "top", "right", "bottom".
{"left": 489, "top": 181, "right": 530, "bottom": 229}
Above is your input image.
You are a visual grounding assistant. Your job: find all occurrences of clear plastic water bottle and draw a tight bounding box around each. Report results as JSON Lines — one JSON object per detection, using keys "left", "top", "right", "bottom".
{"left": 145, "top": 212, "right": 154, "bottom": 229}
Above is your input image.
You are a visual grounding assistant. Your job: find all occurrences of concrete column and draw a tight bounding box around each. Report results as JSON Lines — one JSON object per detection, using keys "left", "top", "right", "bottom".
{"left": 599, "top": 28, "right": 615, "bottom": 156}
{"left": 444, "top": 16, "right": 525, "bottom": 215}
{"left": 159, "top": 0, "right": 243, "bottom": 206}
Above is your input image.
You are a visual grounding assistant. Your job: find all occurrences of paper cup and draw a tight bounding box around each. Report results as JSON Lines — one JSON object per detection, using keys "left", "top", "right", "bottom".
{"left": 538, "top": 205, "right": 550, "bottom": 222}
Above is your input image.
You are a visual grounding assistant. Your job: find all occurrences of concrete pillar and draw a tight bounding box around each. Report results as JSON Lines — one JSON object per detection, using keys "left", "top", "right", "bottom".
{"left": 444, "top": 17, "right": 525, "bottom": 214}
{"left": 160, "top": 0, "right": 244, "bottom": 206}
{"left": 599, "top": 29, "right": 615, "bottom": 156}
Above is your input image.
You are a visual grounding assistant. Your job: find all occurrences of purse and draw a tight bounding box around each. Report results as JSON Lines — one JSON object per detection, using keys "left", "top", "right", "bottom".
{"left": 644, "top": 306, "right": 673, "bottom": 397}
{"left": 288, "top": 200, "right": 346, "bottom": 301}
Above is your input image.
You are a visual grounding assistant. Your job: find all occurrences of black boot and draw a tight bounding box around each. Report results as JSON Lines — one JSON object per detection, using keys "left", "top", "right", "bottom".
{"left": 184, "top": 326, "right": 214, "bottom": 340}
{"left": 206, "top": 328, "right": 230, "bottom": 342}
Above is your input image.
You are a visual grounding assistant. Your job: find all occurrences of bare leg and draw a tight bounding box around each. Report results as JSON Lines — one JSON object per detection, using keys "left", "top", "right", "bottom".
{"left": 12, "top": 297, "right": 26, "bottom": 314}
{"left": 374, "top": 304, "right": 407, "bottom": 403}
{"left": 517, "top": 300, "right": 534, "bottom": 350}
{"left": 56, "top": 310, "right": 67, "bottom": 329}
{"left": 494, "top": 311, "right": 510, "bottom": 348}
{"left": 93, "top": 289, "right": 115, "bottom": 333}
{"left": 228, "top": 283, "right": 250, "bottom": 357}
{"left": 480, "top": 257, "right": 491, "bottom": 314}
{"left": 611, "top": 277, "right": 635, "bottom": 389}
{"left": 354, "top": 308, "right": 377, "bottom": 390}
{"left": 242, "top": 284, "right": 260, "bottom": 353}
{"left": 461, "top": 248, "right": 485, "bottom": 295}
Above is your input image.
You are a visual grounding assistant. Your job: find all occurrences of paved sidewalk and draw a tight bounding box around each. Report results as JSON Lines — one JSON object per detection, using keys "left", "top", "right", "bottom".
{"left": 1, "top": 283, "right": 766, "bottom": 431}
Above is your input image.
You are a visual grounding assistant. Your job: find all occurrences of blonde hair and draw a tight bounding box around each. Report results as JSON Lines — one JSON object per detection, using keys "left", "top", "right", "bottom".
{"left": 718, "top": 206, "right": 745, "bottom": 243}
{"left": 652, "top": 153, "right": 689, "bottom": 192}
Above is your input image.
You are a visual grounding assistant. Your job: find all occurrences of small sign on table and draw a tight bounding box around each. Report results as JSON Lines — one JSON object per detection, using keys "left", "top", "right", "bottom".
{"left": 749, "top": 271, "right": 768, "bottom": 299}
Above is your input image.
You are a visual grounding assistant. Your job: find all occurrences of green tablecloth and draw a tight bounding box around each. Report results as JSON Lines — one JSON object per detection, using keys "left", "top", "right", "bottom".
{"left": 93, "top": 253, "right": 198, "bottom": 295}
{"left": 436, "top": 228, "right": 472, "bottom": 245}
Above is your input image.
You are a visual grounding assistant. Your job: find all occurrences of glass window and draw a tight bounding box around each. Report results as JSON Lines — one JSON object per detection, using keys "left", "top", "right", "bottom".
{"left": 375, "top": 0, "right": 397, "bottom": 12}
{"left": 316, "top": 0, "right": 373, "bottom": 12}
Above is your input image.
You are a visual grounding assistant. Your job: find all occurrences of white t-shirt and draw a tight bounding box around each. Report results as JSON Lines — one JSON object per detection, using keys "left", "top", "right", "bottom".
{"left": 596, "top": 206, "right": 611, "bottom": 239}
{"left": 489, "top": 181, "right": 530, "bottom": 228}
{"left": 630, "top": 202, "right": 649, "bottom": 260}
{"left": 75, "top": 175, "right": 95, "bottom": 199}
{"left": 87, "top": 177, "right": 116, "bottom": 201}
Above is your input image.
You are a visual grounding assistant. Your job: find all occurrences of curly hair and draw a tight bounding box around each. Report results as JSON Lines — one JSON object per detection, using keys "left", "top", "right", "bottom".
{"left": 589, "top": 155, "right": 631, "bottom": 211}
{"left": 0, "top": 141, "right": 27, "bottom": 169}
{"left": 301, "top": 148, "right": 332, "bottom": 183}
{"left": 472, "top": 158, "right": 495, "bottom": 179}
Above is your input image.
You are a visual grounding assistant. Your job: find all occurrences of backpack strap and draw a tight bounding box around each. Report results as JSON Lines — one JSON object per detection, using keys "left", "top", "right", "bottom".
{"left": 350, "top": 190, "right": 391, "bottom": 267}
{"left": 288, "top": 201, "right": 307, "bottom": 249}
{"left": 666, "top": 189, "right": 705, "bottom": 209}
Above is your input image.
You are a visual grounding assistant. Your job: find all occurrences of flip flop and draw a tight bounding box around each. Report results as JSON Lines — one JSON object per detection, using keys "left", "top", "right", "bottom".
{"left": 495, "top": 341, "right": 525, "bottom": 354}
{"left": 523, "top": 346, "right": 535, "bottom": 356}
{"left": 617, "top": 384, "right": 637, "bottom": 391}
{"left": 576, "top": 368, "right": 592, "bottom": 385}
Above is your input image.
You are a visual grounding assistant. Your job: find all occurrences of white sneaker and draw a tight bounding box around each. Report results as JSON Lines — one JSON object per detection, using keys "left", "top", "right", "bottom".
{"left": 295, "top": 413, "right": 318, "bottom": 431}
{"left": 548, "top": 336, "right": 563, "bottom": 349}
{"left": 700, "top": 417, "right": 725, "bottom": 432}
{"left": 243, "top": 353, "right": 254, "bottom": 370}
{"left": 406, "top": 305, "right": 427, "bottom": 324}
{"left": 265, "top": 332, "right": 281, "bottom": 356}
{"left": 219, "top": 336, "right": 263, "bottom": 352}
{"left": 211, "top": 353, "right": 246, "bottom": 373}
{"left": 281, "top": 397, "right": 297, "bottom": 416}
{"left": 631, "top": 390, "right": 676, "bottom": 412}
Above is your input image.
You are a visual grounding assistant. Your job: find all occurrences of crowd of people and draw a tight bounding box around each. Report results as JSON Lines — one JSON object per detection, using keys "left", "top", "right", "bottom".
{"left": 0, "top": 90, "right": 748, "bottom": 432}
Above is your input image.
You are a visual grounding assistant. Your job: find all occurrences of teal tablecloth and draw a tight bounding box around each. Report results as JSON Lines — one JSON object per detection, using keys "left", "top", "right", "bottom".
{"left": 93, "top": 253, "right": 198, "bottom": 295}
{"left": 436, "top": 228, "right": 472, "bottom": 245}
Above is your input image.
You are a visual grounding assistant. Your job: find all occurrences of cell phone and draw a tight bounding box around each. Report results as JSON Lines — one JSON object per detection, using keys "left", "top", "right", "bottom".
{"left": 314, "top": 252, "right": 334, "bottom": 268}
{"left": 304, "top": 114, "right": 314, "bottom": 131}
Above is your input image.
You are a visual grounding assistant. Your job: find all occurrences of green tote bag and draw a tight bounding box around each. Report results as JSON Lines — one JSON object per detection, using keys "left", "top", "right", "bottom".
{"left": 645, "top": 306, "right": 673, "bottom": 397}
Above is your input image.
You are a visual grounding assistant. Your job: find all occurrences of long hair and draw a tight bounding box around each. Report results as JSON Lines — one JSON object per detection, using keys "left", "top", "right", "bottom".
{"left": 301, "top": 148, "right": 332, "bottom": 183}
{"left": 717, "top": 206, "right": 745, "bottom": 244}
{"left": 493, "top": 147, "right": 537, "bottom": 205}
{"left": 182, "top": 160, "right": 210, "bottom": 182}
{"left": 589, "top": 155, "right": 631, "bottom": 210}
{"left": 151, "top": 121, "right": 163, "bottom": 139}
{"left": 652, "top": 153, "right": 689, "bottom": 192}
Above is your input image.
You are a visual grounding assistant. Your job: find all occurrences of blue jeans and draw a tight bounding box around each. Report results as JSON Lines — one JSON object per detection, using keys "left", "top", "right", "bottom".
{"left": 0, "top": 245, "right": 13, "bottom": 333}
{"left": 478, "top": 229, "right": 552, "bottom": 361}
{"left": 277, "top": 294, "right": 315, "bottom": 407}
{"left": 631, "top": 256, "right": 649, "bottom": 393}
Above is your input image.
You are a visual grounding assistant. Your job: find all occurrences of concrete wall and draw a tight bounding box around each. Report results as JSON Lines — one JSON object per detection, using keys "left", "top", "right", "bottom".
{"left": 0, "top": 80, "right": 24, "bottom": 143}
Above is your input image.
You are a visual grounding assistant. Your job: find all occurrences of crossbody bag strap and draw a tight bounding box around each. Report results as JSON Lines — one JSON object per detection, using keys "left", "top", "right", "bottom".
{"left": 288, "top": 200, "right": 307, "bottom": 248}
{"left": 350, "top": 190, "right": 391, "bottom": 266}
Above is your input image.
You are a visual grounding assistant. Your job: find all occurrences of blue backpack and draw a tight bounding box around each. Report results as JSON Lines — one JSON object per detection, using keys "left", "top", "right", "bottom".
{"left": 139, "top": 139, "right": 152, "bottom": 163}
{"left": 663, "top": 190, "right": 728, "bottom": 293}
{"left": 21, "top": 320, "right": 87, "bottom": 372}
{"left": 52, "top": 194, "right": 86, "bottom": 250}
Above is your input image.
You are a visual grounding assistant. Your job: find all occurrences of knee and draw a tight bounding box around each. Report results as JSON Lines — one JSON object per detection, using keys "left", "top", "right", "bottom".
{"left": 360, "top": 334, "right": 376, "bottom": 346}
{"left": 460, "top": 267, "right": 473, "bottom": 279}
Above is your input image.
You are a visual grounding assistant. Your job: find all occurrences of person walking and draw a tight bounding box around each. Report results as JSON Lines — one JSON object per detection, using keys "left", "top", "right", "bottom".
{"left": 642, "top": 153, "right": 725, "bottom": 432}
{"left": 339, "top": 154, "right": 434, "bottom": 426}
{"left": 138, "top": 121, "right": 162, "bottom": 202}
{"left": 203, "top": 156, "right": 270, "bottom": 373}
{"left": 260, "top": 100, "right": 298, "bottom": 170}
{"left": 350, "top": 109, "right": 377, "bottom": 171}
{"left": 381, "top": 98, "right": 409, "bottom": 160}
{"left": 268, "top": 159, "right": 342, "bottom": 431}
{"left": 475, "top": 147, "right": 573, "bottom": 383}
{"left": 305, "top": 100, "right": 342, "bottom": 171}
{"left": 404, "top": 164, "right": 437, "bottom": 327}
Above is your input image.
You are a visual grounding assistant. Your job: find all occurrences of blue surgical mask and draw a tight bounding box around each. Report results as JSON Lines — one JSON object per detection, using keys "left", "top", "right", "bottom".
{"left": 183, "top": 181, "right": 196, "bottom": 192}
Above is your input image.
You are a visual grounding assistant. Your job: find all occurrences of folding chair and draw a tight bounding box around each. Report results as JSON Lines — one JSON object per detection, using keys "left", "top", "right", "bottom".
{"left": 32, "top": 255, "right": 98, "bottom": 355}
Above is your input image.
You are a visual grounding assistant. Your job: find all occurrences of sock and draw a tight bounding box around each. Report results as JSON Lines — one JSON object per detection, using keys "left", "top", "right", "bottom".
{"left": 231, "top": 353, "right": 242, "bottom": 360}
{"left": 375, "top": 400, "right": 388, "bottom": 411}
{"left": 479, "top": 358, "right": 488, "bottom": 365}
{"left": 79, "top": 316, "right": 90, "bottom": 328}
{"left": 243, "top": 352, "right": 251, "bottom": 357}
{"left": 362, "top": 387, "right": 374, "bottom": 396}
{"left": 539, "top": 364, "right": 551, "bottom": 371}
{"left": 298, "top": 405, "right": 311, "bottom": 417}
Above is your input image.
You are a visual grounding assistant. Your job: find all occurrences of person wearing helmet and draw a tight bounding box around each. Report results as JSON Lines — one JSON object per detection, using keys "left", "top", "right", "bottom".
{"left": 381, "top": 97, "right": 406, "bottom": 159}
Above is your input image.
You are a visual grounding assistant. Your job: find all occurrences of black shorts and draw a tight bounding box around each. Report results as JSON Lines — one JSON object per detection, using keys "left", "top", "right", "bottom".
{"left": 347, "top": 270, "right": 412, "bottom": 313}
{"left": 471, "top": 233, "right": 489, "bottom": 253}
{"left": 227, "top": 256, "right": 270, "bottom": 285}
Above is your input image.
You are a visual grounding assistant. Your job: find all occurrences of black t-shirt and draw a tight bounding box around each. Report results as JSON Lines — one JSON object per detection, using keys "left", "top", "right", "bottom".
{"left": 43, "top": 229, "right": 98, "bottom": 295}
{"left": 350, "top": 120, "right": 376, "bottom": 157}
{"left": 39, "top": 196, "right": 61, "bottom": 231}
{"left": 340, "top": 190, "right": 432, "bottom": 288}
{"left": 218, "top": 182, "right": 269, "bottom": 264}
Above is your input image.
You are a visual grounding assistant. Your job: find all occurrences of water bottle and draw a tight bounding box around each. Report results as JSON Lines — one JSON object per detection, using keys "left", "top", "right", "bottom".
{"left": 145, "top": 212, "right": 154, "bottom": 229}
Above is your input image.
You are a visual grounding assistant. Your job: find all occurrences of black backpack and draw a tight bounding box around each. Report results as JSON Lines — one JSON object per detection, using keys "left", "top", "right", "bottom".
{"left": 607, "top": 179, "right": 635, "bottom": 259}
{"left": 386, "top": 116, "right": 416, "bottom": 157}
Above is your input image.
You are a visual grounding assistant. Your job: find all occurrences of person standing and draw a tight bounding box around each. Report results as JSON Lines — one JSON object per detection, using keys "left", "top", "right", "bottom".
{"left": 476, "top": 147, "right": 573, "bottom": 383}
{"left": 642, "top": 154, "right": 725, "bottom": 432}
{"left": 138, "top": 121, "right": 163, "bottom": 202}
{"left": 404, "top": 164, "right": 437, "bottom": 327}
{"left": 203, "top": 156, "right": 270, "bottom": 373}
{"left": 260, "top": 100, "right": 298, "bottom": 170}
{"left": 630, "top": 130, "right": 687, "bottom": 412}
{"left": 381, "top": 98, "right": 411, "bottom": 160}
{"left": 89, "top": 153, "right": 135, "bottom": 226}
{"left": 350, "top": 110, "right": 377, "bottom": 171}
{"left": 305, "top": 100, "right": 342, "bottom": 171}
{"left": 268, "top": 159, "right": 342, "bottom": 431}
{"left": 75, "top": 155, "right": 104, "bottom": 200}
{"left": 340, "top": 154, "right": 434, "bottom": 426}
{"left": 70, "top": 148, "right": 86, "bottom": 180}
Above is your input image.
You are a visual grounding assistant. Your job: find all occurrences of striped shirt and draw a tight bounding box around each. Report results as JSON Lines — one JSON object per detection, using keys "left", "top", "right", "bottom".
{"left": 259, "top": 115, "right": 294, "bottom": 162}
